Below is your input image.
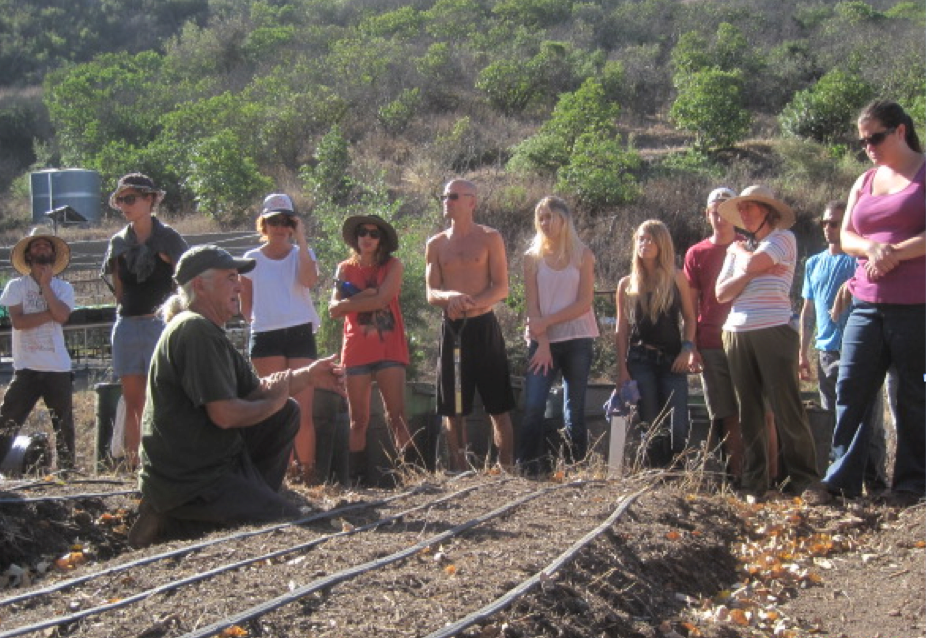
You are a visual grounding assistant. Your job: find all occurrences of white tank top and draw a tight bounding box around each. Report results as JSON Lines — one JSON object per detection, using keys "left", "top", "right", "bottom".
{"left": 243, "top": 246, "right": 320, "bottom": 333}
{"left": 536, "top": 257, "right": 599, "bottom": 343}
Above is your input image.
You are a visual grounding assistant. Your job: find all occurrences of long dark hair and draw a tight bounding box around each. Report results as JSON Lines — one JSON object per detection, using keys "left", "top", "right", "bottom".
{"left": 859, "top": 100, "right": 923, "bottom": 153}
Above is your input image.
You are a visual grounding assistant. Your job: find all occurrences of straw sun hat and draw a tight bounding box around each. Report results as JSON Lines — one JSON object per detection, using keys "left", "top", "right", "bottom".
{"left": 717, "top": 185, "right": 795, "bottom": 230}
{"left": 10, "top": 229, "right": 71, "bottom": 275}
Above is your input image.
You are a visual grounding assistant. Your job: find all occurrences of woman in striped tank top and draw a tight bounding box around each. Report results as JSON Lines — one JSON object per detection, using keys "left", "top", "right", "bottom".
{"left": 716, "top": 186, "right": 820, "bottom": 499}
{"left": 517, "top": 197, "right": 599, "bottom": 476}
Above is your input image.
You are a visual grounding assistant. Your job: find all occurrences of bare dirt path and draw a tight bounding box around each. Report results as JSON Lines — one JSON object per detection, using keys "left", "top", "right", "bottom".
{"left": 1, "top": 471, "right": 922, "bottom": 638}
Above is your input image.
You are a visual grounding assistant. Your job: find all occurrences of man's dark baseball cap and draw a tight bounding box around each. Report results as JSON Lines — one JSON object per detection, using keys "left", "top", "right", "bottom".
{"left": 174, "top": 245, "right": 255, "bottom": 285}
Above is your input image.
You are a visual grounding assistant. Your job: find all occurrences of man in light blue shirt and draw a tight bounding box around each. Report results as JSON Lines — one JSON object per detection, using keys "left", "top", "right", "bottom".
{"left": 799, "top": 201, "right": 887, "bottom": 492}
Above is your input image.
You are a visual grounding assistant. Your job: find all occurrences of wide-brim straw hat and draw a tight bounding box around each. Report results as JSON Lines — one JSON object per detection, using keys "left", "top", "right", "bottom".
{"left": 341, "top": 215, "right": 399, "bottom": 253}
{"left": 10, "top": 229, "right": 71, "bottom": 275}
{"left": 718, "top": 185, "right": 795, "bottom": 230}
{"left": 108, "top": 173, "right": 166, "bottom": 210}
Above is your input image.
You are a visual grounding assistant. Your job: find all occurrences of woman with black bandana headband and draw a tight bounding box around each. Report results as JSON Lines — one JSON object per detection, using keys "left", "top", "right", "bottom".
{"left": 102, "top": 173, "right": 188, "bottom": 469}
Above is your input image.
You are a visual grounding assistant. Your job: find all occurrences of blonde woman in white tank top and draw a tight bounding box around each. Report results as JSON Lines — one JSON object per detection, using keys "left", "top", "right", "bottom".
{"left": 518, "top": 197, "right": 599, "bottom": 476}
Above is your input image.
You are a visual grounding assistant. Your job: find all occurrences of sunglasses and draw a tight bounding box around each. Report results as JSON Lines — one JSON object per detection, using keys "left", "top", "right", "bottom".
{"left": 356, "top": 227, "right": 381, "bottom": 239}
{"left": 114, "top": 193, "right": 150, "bottom": 206}
{"left": 265, "top": 216, "right": 295, "bottom": 227}
{"left": 439, "top": 193, "right": 474, "bottom": 202}
{"left": 858, "top": 127, "right": 895, "bottom": 149}
{"left": 820, "top": 220, "right": 842, "bottom": 229}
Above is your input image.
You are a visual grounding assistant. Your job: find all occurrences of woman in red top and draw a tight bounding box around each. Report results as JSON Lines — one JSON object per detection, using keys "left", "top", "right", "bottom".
{"left": 329, "top": 215, "right": 412, "bottom": 480}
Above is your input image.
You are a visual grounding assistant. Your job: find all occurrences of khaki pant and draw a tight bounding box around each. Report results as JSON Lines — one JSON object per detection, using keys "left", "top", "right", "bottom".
{"left": 723, "top": 325, "right": 819, "bottom": 493}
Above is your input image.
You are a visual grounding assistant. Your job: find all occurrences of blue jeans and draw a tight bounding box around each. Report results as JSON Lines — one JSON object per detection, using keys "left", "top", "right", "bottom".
{"left": 626, "top": 345, "right": 689, "bottom": 454}
{"left": 817, "top": 350, "right": 887, "bottom": 490}
{"left": 517, "top": 338, "right": 594, "bottom": 474}
{"left": 825, "top": 301, "right": 925, "bottom": 497}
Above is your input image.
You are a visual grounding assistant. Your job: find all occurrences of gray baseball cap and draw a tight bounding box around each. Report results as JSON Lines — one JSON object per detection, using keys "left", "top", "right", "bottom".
{"left": 706, "top": 187, "right": 736, "bottom": 206}
{"left": 174, "top": 244, "right": 255, "bottom": 285}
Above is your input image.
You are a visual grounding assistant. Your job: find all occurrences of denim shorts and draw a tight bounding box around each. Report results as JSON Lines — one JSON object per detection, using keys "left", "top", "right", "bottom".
{"left": 345, "top": 360, "right": 405, "bottom": 376}
{"left": 112, "top": 315, "right": 166, "bottom": 377}
{"left": 249, "top": 322, "right": 317, "bottom": 359}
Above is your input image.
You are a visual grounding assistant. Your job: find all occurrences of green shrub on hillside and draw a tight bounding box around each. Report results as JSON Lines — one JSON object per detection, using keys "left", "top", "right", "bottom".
{"left": 476, "top": 59, "right": 541, "bottom": 115}
{"left": 301, "top": 125, "right": 354, "bottom": 206}
{"left": 779, "top": 68, "right": 875, "bottom": 144}
{"left": 557, "top": 133, "right": 641, "bottom": 209}
{"left": 186, "top": 130, "right": 272, "bottom": 225}
{"left": 670, "top": 67, "right": 751, "bottom": 151}
{"left": 378, "top": 88, "right": 422, "bottom": 134}
{"left": 44, "top": 51, "right": 165, "bottom": 165}
{"left": 508, "top": 78, "right": 619, "bottom": 175}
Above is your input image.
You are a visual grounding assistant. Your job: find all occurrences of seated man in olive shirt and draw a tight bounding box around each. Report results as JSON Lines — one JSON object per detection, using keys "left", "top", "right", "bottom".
{"left": 129, "top": 245, "right": 344, "bottom": 548}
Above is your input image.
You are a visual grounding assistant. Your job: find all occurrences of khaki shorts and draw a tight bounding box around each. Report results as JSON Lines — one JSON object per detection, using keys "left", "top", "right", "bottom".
{"left": 699, "top": 348, "right": 738, "bottom": 421}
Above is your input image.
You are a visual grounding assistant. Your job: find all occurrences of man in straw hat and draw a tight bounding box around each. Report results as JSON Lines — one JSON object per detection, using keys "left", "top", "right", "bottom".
{"left": 715, "top": 185, "right": 822, "bottom": 500}
{"left": 0, "top": 228, "right": 76, "bottom": 471}
{"left": 129, "top": 245, "right": 345, "bottom": 548}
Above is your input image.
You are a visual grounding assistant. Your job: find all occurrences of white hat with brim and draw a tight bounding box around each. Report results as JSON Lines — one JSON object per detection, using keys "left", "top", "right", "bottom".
{"left": 718, "top": 185, "right": 795, "bottom": 230}
{"left": 10, "top": 229, "right": 71, "bottom": 275}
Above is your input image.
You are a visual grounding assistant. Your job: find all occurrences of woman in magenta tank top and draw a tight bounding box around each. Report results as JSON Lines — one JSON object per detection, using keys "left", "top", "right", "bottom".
{"left": 811, "top": 100, "right": 925, "bottom": 506}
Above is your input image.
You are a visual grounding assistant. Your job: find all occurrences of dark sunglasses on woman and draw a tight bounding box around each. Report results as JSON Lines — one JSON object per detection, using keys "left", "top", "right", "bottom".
{"left": 356, "top": 228, "right": 381, "bottom": 239}
{"left": 265, "top": 216, "right": 295, "bottom": 227}
{"left": 858, "top": 128, "right": 895, "bottom": 149}
{"left": 115, "top": 194, "right": 150, "bottom": 206}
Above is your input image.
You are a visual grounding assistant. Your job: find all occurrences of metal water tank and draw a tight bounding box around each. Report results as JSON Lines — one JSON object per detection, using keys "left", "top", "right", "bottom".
{"left": 30, "top": 168, "right": 102, "bottom": 225}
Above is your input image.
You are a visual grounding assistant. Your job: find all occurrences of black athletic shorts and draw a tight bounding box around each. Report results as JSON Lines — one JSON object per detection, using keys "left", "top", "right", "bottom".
{"left": 436, "top": 312, "right": 515, "bottom": 417}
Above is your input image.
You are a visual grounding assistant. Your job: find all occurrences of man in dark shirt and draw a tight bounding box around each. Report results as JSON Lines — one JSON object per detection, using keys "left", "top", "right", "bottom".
{"left": 129, "top": 245, "right": 344, "bottom": 548}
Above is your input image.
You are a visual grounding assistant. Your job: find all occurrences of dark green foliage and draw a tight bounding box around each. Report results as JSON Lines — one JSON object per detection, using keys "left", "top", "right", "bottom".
{"left": 476, "top": 59, "right": 540, "bottom": 115}
{"left": 302, "top": 125, "right": 354, "bottom": 206}
{"left": 0, "top": 89, "right": 49, "bottom": 189}
{"left": 557, "top": 133, "right": 642, "bottom": 208}
{"left": 186, "top": 130, "right": 273, "bottom": 224}
{"left": 508, "top": 78, "right": 620, "bottom": 175}
{"left": 0, "top": 0, "right": 208, "bottom": 85}
{"left": 779, "top": 69, "right": 876, "bottom": 144}
{"left": 670, "top": 68, "right": 751, "bottom": 151}
{"left": 492, "top": 0, "right": 573, "bottom": 28}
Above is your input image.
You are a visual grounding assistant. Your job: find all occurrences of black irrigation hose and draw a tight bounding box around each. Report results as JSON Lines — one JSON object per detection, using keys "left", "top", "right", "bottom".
{"left": 0, "top": 484, "right": 432, "bottom": 610}
{"left": 0, "top": 489, "right": 139, "bottom": 505}
{"left": 425, "top": 484, "right": 653, "bottom": 638}
{"left": 182, "top": 480, "right": 591, "bottom": 638}
{"left": 0, "top": 481, "right": 501, "bottom": 638}
{"left": 8, "top": 479, "right": 132, "bottom": 492}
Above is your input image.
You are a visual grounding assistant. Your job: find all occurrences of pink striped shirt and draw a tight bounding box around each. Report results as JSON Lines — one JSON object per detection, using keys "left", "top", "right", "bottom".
{"left": 721, "top": 229, "right": 796, "bottom": 332}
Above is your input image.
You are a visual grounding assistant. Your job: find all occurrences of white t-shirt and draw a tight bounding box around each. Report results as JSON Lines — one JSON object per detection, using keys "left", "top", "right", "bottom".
{"left": 720, "top": 229, "right": 796, "bottom": 332}
{"left": 0, "top": 275, "right": 75, "bottom": 371}
{"left": 242, "top": 246, "right": 320, "bottom": 333}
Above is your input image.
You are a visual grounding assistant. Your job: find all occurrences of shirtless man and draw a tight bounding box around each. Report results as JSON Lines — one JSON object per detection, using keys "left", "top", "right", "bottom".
{"left": 426, "top": 179, "right": 515, "bottom": 471}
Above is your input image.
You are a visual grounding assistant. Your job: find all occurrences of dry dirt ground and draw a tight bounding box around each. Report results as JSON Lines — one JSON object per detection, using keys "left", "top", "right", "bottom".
{"left": 0, "top": 468, "right": 922, "bottom": 638}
